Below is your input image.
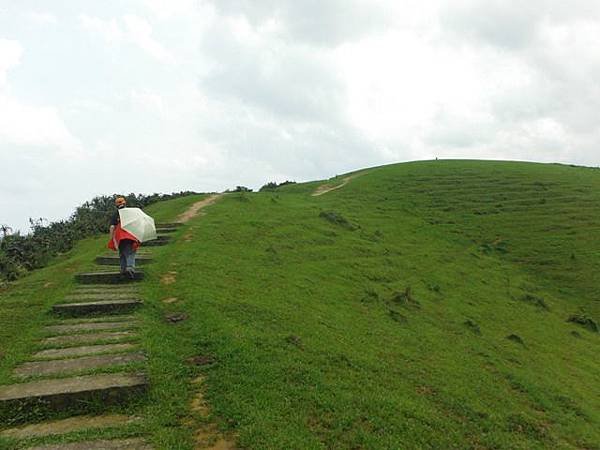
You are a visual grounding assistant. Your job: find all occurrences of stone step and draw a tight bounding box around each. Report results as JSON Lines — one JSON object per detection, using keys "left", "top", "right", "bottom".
{"left": 44, "top": 321, "right": 137, "bottom": 335}
{"left": 29, "top": 437, "right": 152, "bottom": 450}
{"left": 69, "top": 291, "right": 139, "bottom": 299}
{"left": 42, "top": 331, "right": 136, "bottom": 347}
{"left": 155, "top": 222, "right": 183, "bottom": 228}
{"left": 48, "top": 315, "right": 136, "bottom": 325}
{"left": 141, "top": 236, "right": 171, "bottom": 247}
{"left": 92, "top": 266, "right": 139, "bottom": 273}
{"left": 32, "top": 343, "right": 137, "bottom": 360}
{"left": 64, "top": 294, "right": 141, "bottom": 302}
{"left": 0, "top": 373, "right": 147, "bottom": 418}
{"left": 74, "top": 284, "right": 140, "bottom": 290}
{"left": 53, "top": 299, "right": 143, "bottom": 316}
{"left": 141, "top": 241, "right": 168, "bottom": 248}
{"left": 155, "top": 227, "right": 178, "bottom": 233}
{"left": 0, "top": 414, "right": 140, "bottom": 439}
{"left": 72, "top": 287, "right": 139, "bottom": 294}
{"left": 95, "top": 256, "right": 153, "bottom": 266}
{"left": 14, "top": 353, "right": 146, "bottom": 378}
{"left": 75, "top": 271, "right": 144, "bottom": 284}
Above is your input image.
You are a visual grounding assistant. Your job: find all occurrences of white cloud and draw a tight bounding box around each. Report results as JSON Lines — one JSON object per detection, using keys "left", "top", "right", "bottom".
{"left": 123, "top": 15, "right": 175, "bottom": 64}
{"left": 141, "top": 0, "right": 199, "bottom": 20}
{"left": 79, "top": 14, "right": 123, "bottom": 43}
{"left": 25, "top": 11, "right": 58, "bottom": 25}
{"left": 130, "top": 89, "right": 165, "bottom": 116}
{"left": 79, "top": 14, "right": 175, "bottom": 64}
{"left": 0, "top": 39, "right": 81, "bottom": 154}
{"left": 0, "top": 38, "right": 22, "bottom": 86}
{"left": 0, "top": 94, "right": 81, "bottom": 152}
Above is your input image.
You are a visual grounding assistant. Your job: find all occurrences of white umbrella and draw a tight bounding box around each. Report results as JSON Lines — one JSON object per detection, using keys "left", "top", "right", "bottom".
{"left": 119, "top": 208, "right": 157, "bottom": 243}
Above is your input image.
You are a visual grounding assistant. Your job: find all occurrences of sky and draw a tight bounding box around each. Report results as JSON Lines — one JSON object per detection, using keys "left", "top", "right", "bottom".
{"left": 1, "top": 0, "right": 600, "bottom": 232}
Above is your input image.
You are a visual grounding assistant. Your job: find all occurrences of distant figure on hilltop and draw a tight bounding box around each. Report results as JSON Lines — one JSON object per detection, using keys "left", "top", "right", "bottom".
{"left": 108, "top": 197, "right": 140, "bottom": 278}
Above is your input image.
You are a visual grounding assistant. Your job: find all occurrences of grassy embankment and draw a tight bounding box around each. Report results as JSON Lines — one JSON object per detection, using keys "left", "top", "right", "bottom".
{"left": 146, "top": 160, "right": 599, "bottom": 449}
{"left": 2, "top": 161, "right": 600, "bottom": 449}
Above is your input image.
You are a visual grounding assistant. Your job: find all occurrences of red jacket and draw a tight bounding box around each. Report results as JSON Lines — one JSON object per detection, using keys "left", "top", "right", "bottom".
{"left": 108, "top": 223, "right": 140, "bottom": 251}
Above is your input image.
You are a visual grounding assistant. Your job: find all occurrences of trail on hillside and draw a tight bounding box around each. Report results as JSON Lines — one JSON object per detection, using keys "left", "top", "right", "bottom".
{"left": 312, "top": 174, "right": 361, "bottom": 196}
{"left": 177, "top": 194, "right": 223, "bottom": 223}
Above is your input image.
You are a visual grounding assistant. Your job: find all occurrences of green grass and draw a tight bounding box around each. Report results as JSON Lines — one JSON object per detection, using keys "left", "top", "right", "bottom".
{"left": 1, "top": 163, "right": 600, "bottom": 449}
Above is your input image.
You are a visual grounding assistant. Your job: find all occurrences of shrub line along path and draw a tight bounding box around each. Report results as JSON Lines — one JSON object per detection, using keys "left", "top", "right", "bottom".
{"left": 0, "top": 195, "right": 224, "bottom": 449}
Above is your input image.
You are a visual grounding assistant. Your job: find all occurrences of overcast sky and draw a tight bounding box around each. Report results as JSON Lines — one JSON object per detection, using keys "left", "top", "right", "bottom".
{"left": 1, "top": 0, "right": 600, "bottom": 232}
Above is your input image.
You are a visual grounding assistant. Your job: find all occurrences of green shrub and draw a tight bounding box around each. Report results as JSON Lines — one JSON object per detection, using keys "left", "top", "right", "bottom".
{"left": 259, "top": 180, "right": 296, "bottom": 192}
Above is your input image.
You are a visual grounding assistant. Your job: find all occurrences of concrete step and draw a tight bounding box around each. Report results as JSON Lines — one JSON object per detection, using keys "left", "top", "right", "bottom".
{"left": 74, "top": 284, "right": 140, "bottom": 290}
{"left": 44, "top": 321, "right": 137, "bottom": 335}
{"left": 64, "top": 293, "right": 141, "bottom": 302}
{"left": 48, "top": 315, "right": 136, "bottom": 325}
{"left": 69, "top": 291, "right": 139, "bottom": 299}
{"left": 29, "top": 438, "right": 152, "bottom": 450}
{"left": 32, "top": 343, "right": 137, "bottom": 360}
{"left": 14, "top": 353, "right": 146, "bottom": 378}
{"left": 0, "top": 373, "right": 147, "bottom": 418}
{"left": 141, "top": 235, "right": 171, "bottom": 247}
{"left": 155, "top": 227, "right": 177, "bottom": 233}
{"left": 75, "top": 271, "right": 144, "bottom": 284}
{"left": 155, "top": 222, "right": 183, "bottom": 228}
{"left": 42, "top": 331, "right": 136, "bottom": 347}
{"left": 53, "top": 299, "right": 143, "bottom": 316}
{"left": 0, "top": 414, "right": 140, "bottom": 439}
{"left": 72, "top": 286, "right": 139, "bottom": 294}
{"left": 95, "top": 256, "right": 153, "bottom": 266}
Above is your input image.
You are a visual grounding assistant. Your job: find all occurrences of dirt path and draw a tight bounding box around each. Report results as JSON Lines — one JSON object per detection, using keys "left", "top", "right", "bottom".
{"left": 312, "top": 174, "right": 361, "bottom": 197}
{"left": 177, "top": 194, "right": 224, "bottom": 223}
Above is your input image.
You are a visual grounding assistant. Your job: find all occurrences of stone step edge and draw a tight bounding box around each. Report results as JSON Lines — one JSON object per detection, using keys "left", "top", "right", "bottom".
{"left": 14, "top": 352, "right": 146, "bottom": 378}
{"left": 52, "top": 300, "right": 143, "bottom": 315}
{"left": 0, "top": 414, "right": 141, "bottom": 440}
{"left": 31, "top": 343, "right": 138, "bottom": 361}
{"left": 40, "top": 330, "right": 137, "bottom": 347}
{"left": 28, "top": 437, "right": 152, "bottom": 450}
{"left": 0, "top": 372, "right": 148, "bottom": 406}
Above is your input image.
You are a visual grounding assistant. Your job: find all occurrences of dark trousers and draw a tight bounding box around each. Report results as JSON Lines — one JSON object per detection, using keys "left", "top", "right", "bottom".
{"left": 118, "top": 239, "right": 136, "bottom": 273}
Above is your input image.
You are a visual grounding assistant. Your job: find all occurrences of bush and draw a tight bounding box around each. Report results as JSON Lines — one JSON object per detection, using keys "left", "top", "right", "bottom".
{"left": 0, "top": 191, "right": 197, "bottom": 281}
{"left": 228, "top": 186, "right": 253, "bottom": 193}
{"left": 259, "top": 180, "right": 296, "bottom": 192}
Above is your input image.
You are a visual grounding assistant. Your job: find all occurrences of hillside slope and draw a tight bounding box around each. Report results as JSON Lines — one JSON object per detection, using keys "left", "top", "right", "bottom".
{"left": 1, "top": 161, "right": 598, "bottom": 449}
{"left": 153, "top": 160, "right": 598, "bottom": 449}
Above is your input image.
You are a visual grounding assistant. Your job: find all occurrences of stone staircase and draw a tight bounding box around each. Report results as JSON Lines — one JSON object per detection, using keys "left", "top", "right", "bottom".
{"left": 0, "top": 223, "right": 180, "bottom": 449}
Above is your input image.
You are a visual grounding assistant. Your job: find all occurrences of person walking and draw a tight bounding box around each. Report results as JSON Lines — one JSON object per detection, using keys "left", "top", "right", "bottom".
{"left": 108, "top": 197, "right": 140, "bottom": 278}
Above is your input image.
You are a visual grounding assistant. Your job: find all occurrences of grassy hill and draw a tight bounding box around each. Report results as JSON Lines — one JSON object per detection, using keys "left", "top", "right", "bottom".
{"left": 1, "top": 160, "right": 599, "bottom": 449}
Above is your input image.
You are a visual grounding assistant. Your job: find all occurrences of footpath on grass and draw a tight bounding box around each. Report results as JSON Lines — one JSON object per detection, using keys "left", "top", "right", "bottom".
{"left": 0, "top": 195, "right": 222, "bottom": 450}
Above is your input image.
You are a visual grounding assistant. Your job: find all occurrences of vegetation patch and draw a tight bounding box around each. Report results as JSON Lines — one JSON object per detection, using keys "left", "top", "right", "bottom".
{"left": 567, "top": 314, "right": 598, "bottom": 333}
{"left": 390, "top": 287, "right": 420, "bottom": 308}
{"left": 259, "top": 181, "right": 296, "bottom": 192}
{"left": 520, "top": 293, "right": 549, "bottom": 310}
{"left": 506, "top": 413, "right": 550, "bottom": 441}
{"left": 463, "top": 319, "right": 481, "bottom": 335}
{"left": 318, "top": 211, "right": 358, "bottom": 230}
{"left": 506, "top": 334, "right": 526, "bottom": 346}
{"left": 479, "top": 238, "right": 509, "bottom": 255}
